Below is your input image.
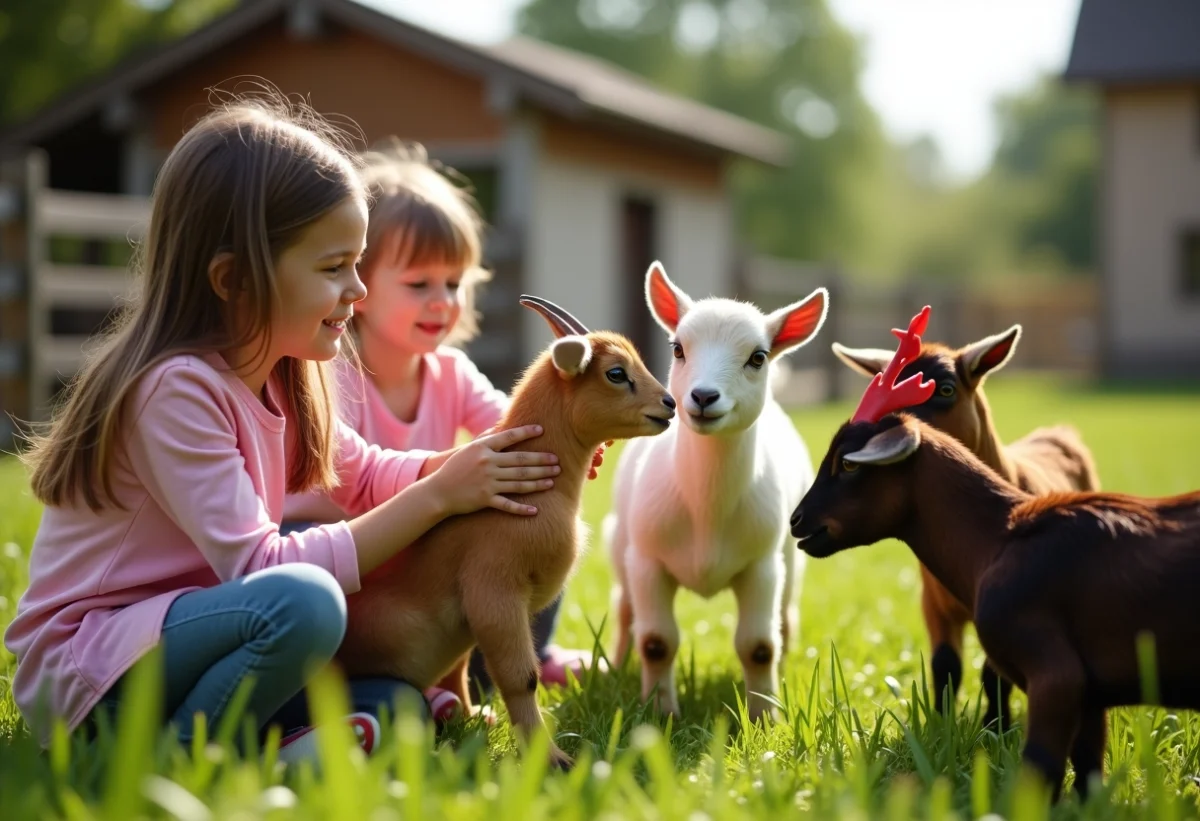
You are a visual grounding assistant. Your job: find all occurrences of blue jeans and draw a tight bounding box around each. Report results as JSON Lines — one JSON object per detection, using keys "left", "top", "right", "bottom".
{"left": 89, "top": 564, "right": 426, "bottom": 741}
{"left": 280, "top": 520, "right": 565, "bottom": 700}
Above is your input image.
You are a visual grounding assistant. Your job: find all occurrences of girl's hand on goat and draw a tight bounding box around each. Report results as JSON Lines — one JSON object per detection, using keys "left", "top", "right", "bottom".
{"left": 588, "top": 441, "right": 614, "bottom": 481}
{"left": 429, "top": 425, "right": 560, "bottom": 516}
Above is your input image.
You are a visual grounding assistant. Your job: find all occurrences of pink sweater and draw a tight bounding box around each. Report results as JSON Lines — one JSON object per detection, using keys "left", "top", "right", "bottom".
{"left": 284, "top": 346, "right": 508, "bottom": 523}
{"left": 4, "top": 353, "right": 432, "bottom": 744}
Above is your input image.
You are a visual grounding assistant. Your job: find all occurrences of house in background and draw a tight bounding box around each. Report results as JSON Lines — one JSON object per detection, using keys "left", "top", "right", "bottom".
{"left": 0, "top": 0, "right": 786, "bottom": 436}
{"left": 1065, "top": 0, "right": 1200, "bottom": 379}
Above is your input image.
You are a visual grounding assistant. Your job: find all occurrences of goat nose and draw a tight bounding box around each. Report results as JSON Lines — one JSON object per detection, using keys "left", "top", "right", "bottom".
{"left": 789, "top": 507, "right": 803, "bottom": 529}
{"left": 691, "top": 388, "right": 720, "bottom": 408}
{"left": 662, "top": 394, "right": 676, "bottom": 410}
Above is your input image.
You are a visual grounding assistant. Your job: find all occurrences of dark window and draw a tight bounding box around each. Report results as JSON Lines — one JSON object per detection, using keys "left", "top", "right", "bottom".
{"left": 443, "top": 166, "right": 498, "bottom": 225}
{"left": 1181, "top": 229, "right": 1200, "bottom": 298}
{"left": 621, "top": 195, "right": 658, "bottom": 359}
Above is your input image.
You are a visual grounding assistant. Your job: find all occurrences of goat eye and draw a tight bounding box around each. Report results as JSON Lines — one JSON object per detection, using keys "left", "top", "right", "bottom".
{"left": 938, "top": 383, "right": 955, "bottom": 398}
{"left": 747, "top": 350, "right": 768, "bottom": 369}
{"left": 606, "top": 367, "right": 627, "bottom": 384}
{"left": 671, "top": 342, "right": 684, "bottom": 360}
{"left": 841, "top": 459, "right": 860, "bottom": 473}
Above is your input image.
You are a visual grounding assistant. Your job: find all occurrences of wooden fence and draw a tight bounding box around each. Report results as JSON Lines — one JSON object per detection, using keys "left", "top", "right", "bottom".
{"left": 0, "top": 152, "right": 1102, "bottom": 448}
{"left": 1, "top": 151, "right": 148, "bottom": 447}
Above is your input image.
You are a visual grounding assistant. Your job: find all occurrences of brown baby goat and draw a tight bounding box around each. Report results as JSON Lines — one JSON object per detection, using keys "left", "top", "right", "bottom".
{"left": 337, "top": 296, "right": 675, "bottom": 768}
{"left": 833, "top": 326, "right": 1099, "bottom": 727}
{"left": 792, "top": 309, "right": 1200, "bottom": 801}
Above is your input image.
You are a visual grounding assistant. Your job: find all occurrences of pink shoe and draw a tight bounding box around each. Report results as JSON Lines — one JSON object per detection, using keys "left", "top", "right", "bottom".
{"left": 539, "top": 645, "right": 608, "bottom": 687}
{"left": 424, "top": 686, "right": 498, "bottom": 727}
{"left": 277, "top": 712, "right": 380, "bottom": 765}
{"left": 424, "top": 686, "right": 464, "bottom": 726}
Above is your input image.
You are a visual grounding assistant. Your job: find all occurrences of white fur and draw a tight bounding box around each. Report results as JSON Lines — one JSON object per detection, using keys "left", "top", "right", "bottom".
{"left": 605, "top": 262, "right": 826, "bottom": 720}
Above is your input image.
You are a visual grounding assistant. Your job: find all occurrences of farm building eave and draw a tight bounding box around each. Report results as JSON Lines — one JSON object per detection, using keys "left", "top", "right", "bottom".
{"left": 1064, "top": 0, "right": 1200, "bottom": 85}
{"left": 0, "top": 0, "right": 790, "bottom": 167}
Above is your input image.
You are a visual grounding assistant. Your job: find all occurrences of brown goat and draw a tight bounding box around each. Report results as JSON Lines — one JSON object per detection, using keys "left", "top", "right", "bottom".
{"left": 337, "top": 296, "right": 675, "bottom": 768}
{"left": 791, "top": 413, "right": 1200, "bottom": 801}
{"left": 833, "top": 326, "right": 1099, "bottom": 727}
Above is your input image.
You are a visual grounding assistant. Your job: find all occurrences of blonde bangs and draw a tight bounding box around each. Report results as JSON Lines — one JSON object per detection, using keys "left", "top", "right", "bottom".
{"left": 359, "top": 141, "right": 492, "bottom": 345}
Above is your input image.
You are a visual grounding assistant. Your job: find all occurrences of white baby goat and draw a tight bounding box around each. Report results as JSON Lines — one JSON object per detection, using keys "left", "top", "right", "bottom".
{"left": 605, "top": 262, "right": 827, "bottom": 720}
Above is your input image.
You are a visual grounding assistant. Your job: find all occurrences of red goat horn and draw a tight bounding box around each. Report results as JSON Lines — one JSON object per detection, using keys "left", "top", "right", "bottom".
{"left": 850, "top": 305, "right": 936, "bottom": 423}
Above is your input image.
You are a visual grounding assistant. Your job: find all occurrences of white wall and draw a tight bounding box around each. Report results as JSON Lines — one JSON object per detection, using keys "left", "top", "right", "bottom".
{"left": 526, "top": 152, "right": 733, "bottom": 380}
{"left": 1105, "top": 87, "right": 1200, "bottom": 374}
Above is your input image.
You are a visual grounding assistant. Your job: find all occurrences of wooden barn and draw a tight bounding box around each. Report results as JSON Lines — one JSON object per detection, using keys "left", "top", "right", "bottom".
{"left": 0, "top": 0, "right": 787, "bottom": 444}
{"left": 1065, "top": 0, "right": 1200, "bottom": 379}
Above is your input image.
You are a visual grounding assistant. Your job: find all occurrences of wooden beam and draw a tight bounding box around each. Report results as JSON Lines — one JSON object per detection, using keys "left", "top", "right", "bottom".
{"left": 40, "top": 265, "right": 133, "bottom": 307}
{"left": 37, "top": 189, "right": 150, "bottom": 238}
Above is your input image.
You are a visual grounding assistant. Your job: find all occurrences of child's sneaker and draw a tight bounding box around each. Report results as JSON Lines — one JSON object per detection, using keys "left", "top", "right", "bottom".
{"left": 539, "top": 645, "right": 608, "bottom": 687}
{"left": 424, "top": 686, "right": 464, "bottom": 726}
{"left": 276, "top": 712, "right": 380, "bottom": 765}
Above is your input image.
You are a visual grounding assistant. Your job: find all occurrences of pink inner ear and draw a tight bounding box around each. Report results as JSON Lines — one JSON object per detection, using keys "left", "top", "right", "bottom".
{"left": 648, "top": 270, "right": 682, "bottom": 329}
{"left": 773, "top": 296, "right": 825, "bottom": 348}
{"left": 979, "top": 338, "right": 1015, "bottom": 371}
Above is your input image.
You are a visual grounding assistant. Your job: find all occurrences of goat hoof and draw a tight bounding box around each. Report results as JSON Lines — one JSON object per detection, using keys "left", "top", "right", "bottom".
{"left": 548, "top": 748, "right": 575, "bottom": 772}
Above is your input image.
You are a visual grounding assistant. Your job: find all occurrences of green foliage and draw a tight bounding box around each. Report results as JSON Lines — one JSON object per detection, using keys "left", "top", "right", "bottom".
{"left": 3, "top": 377, "right": 1200, "bottom": 818}
{"left": 516, "top": 0, "right": 890, "bottom": 264}
{"left": 0, "top": 0, "right": 234, "bottom": 126}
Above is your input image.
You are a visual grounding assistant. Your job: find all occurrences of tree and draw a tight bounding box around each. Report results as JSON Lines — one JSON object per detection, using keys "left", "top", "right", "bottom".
{"left": 516, "top": 0, "right": 888, "bottom": 264}
{"left": 0, "top": 0, "right": 233, "bottom": 126}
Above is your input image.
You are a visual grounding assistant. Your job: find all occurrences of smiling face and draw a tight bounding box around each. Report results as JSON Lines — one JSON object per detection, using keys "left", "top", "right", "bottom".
{"left": 266, "top": 196, "right": 368, "bottom": 363}
{"left": 356, "top": 259, "right": 464, "bottom": 356}
{"left": 668, "top": 301, "right": 775, "bottom": 435}
{"left": 566, "top": 333, "right": 677, "bottom": 443}
{"left": 790, "top": 416, "right": 919, "bottom": 558}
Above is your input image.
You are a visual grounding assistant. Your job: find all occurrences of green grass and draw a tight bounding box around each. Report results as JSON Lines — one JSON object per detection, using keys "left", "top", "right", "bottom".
{"left": 2, "top": 375, "right": 1200, "bottom": 819}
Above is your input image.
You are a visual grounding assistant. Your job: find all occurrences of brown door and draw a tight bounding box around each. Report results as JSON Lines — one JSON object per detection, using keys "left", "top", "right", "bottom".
{"left": 621, "top": 195, "right": 658, "bottom": 359}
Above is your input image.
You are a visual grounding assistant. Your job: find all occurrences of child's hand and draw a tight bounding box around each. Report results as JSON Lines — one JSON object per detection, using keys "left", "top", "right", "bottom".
{"left": 587, "top": 441, "right": 614, "bottom": 481}
{"left": 429, "top": 425, "right": 560, "bottom": 516}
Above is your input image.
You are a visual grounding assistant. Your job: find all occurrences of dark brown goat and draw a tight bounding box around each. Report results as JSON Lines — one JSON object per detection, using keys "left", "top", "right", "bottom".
{"left": 790, "top": 413, "right": 1200, "bottom": 800}
{"left": 833, "top": 326, "right": 1099, "bottom": 727}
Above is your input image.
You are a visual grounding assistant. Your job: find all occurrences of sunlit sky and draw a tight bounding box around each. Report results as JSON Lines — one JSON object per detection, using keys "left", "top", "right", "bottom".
{"left": 365, "top": 0, "right": 1084, "bottom": 181}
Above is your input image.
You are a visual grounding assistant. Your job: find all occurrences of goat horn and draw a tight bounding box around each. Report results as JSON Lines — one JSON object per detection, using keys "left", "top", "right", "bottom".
{"left": 518, "top": 295, "right": 590, "bottom": 338}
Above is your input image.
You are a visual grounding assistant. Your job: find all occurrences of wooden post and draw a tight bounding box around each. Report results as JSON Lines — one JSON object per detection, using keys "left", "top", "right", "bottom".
{"left": 823, "top": 263, "right": 844, "bottom": 403}
{"left": 25, "top": 150, "right": 49, "bottom": 422}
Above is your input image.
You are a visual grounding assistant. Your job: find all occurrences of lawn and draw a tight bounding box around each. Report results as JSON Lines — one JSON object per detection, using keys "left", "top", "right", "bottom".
{"left": 1, "top": 375, "right": 1199, "bottom": 819}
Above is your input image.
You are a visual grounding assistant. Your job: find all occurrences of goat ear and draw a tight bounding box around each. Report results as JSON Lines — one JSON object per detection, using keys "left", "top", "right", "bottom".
{"left": 831, "top": 343, "right": 894, "bottom": 377}
{"left": 843, "top": 422, "right": 921, "bottom": 466}
{"left": 765, "top": 287, "right": 828, "bottom": 358}
{"left": 645, "top": 261, "right": 692, "bottom": 333}
{"left": 551, "top": 336, "right": 592, "bottom": 377}
{"left": 959, "top": 325, "right": 1021, "bottom": 383}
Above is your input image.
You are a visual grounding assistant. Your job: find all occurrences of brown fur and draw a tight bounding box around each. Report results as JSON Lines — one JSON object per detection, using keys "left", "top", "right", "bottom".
{"left": 336, "top": 327, "right": 673, "bottom": 769}
{"left": 834, "top": 332, "right": 1099, "bottom": 727}
{"left": 793, "top": 416, "right": 1200, "bottom": 801}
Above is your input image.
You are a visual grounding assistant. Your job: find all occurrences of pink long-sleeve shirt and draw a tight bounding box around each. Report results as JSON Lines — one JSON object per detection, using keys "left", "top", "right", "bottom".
{"left": 4, "top": 352, "right": 432, "bottom": 745}
{"left": 283, "top": 346, "right": 508, "bottom": 523}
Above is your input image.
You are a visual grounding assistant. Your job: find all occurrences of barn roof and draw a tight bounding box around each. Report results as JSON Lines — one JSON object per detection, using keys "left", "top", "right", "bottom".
{"left": 1064, "top": 0, "right": 1200, "bottom": 84}
{"left": 0, "top": 0, "right": 789, "bottom": 165}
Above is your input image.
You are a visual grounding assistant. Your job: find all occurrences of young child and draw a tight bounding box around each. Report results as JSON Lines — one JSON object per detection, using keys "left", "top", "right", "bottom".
{"left": 282, "top": 141, "right": 605, "bottom": 722}
{"left": 3, "top": 98, "right": 563, "bottom": 761}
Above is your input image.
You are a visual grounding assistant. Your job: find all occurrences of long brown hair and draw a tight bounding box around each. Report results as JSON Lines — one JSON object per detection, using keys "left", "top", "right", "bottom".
{"left": 357, "top": 139, "right": 490, "bottom": 345}
{"left": 22, "top": 92, "right": 365, "bottom": 511}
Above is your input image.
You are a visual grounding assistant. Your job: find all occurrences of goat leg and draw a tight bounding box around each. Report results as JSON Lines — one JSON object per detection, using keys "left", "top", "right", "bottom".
{"left": 463, "top": 583, "right": 572, "bottom": 770}
{"left": 613, "top": 582, "right": 635, "bottom": 668}
{"left": 981, "top": 660, "right": 1015, "bottom": 730}
{"left": 920, "top": 574, "right": 966, "bottom": 715}
{"left": 732, "top": 556, "right": 784, "bottom": 722}
{"left": 1069, "top": 706, "right": 1107, "bottom": 800}
{"left": 1021, "top": 672, "right": 1086, "bottom": 802}
{"left": 627, "top": 551, "right": 682, "bottom": 716}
